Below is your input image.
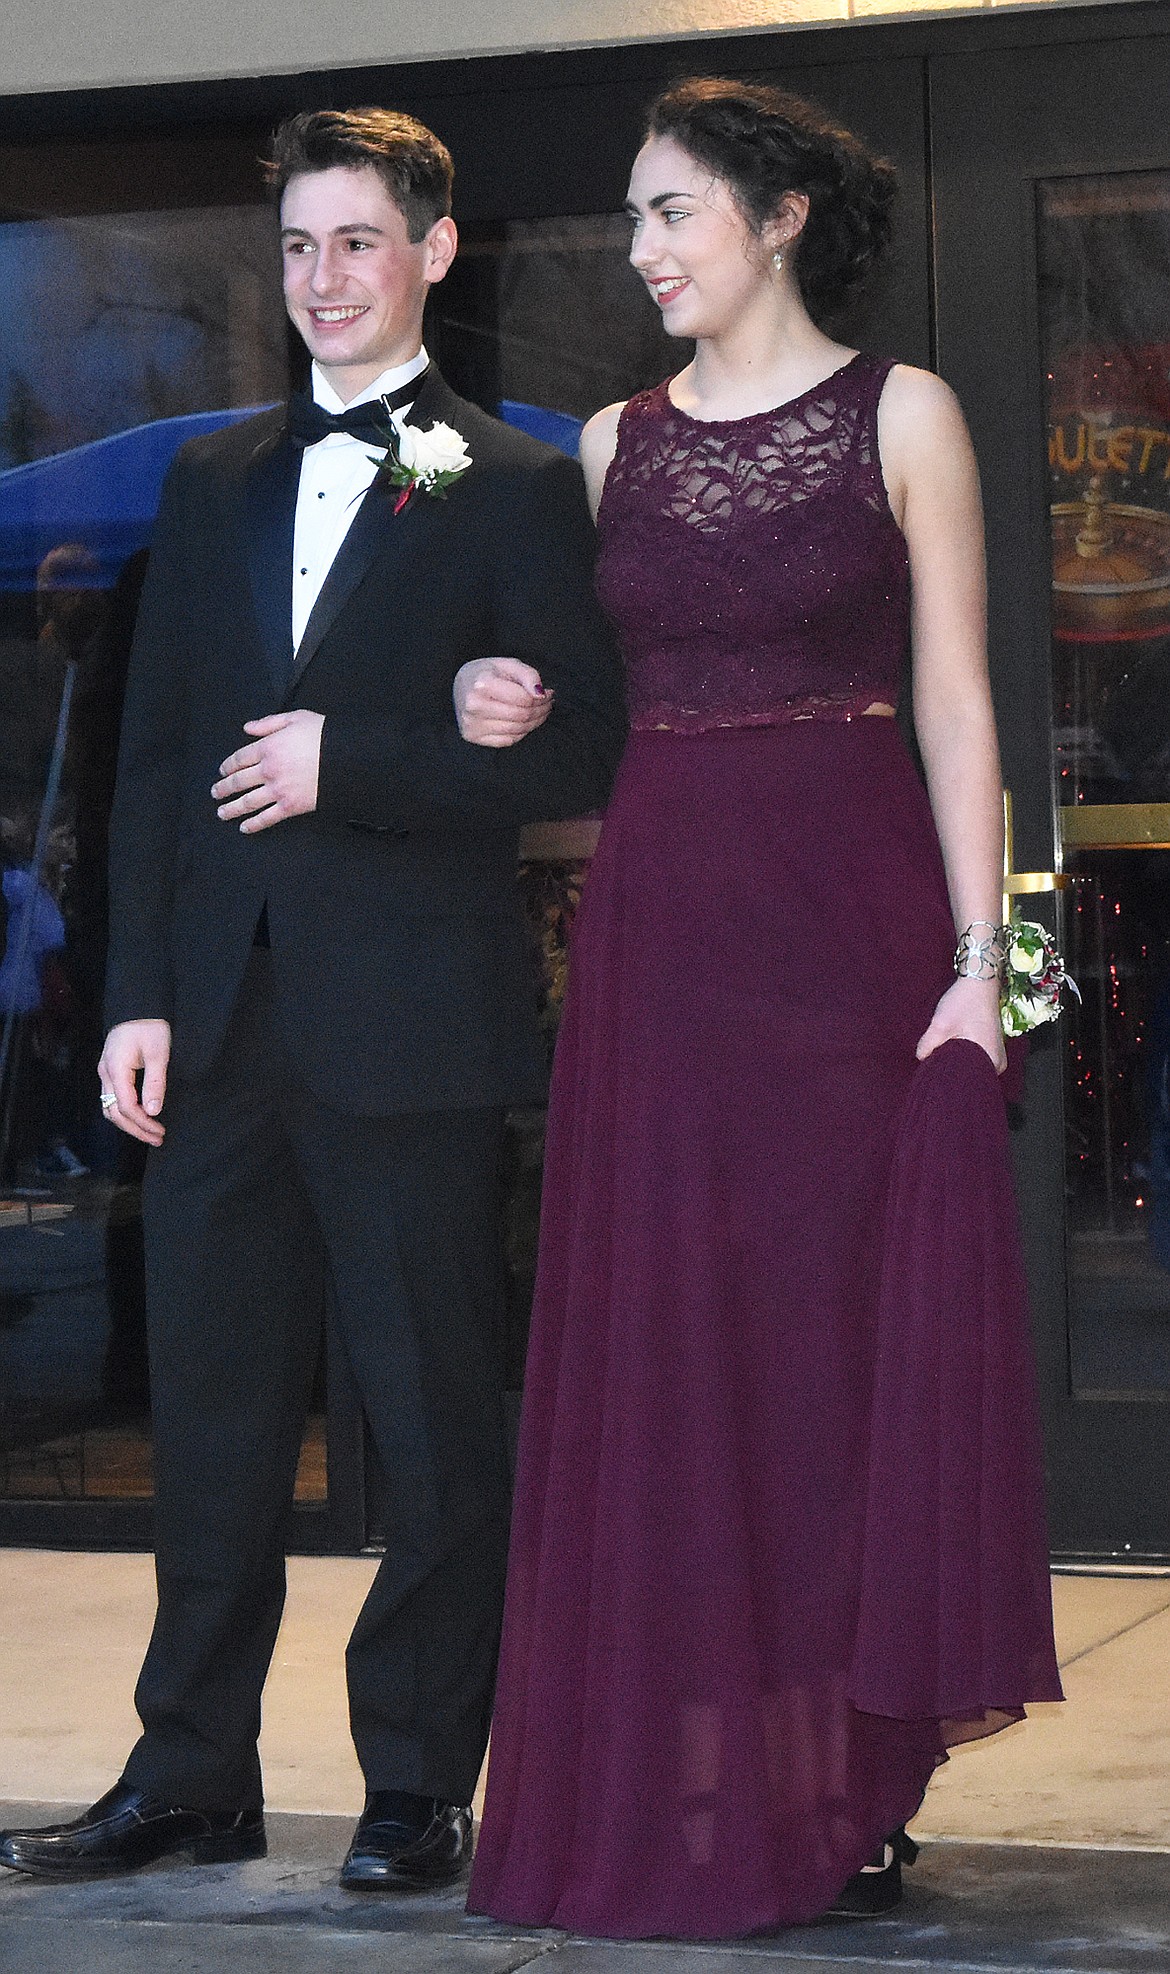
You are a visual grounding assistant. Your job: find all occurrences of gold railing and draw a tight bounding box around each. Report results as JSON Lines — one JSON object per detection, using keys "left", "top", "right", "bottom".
{"left": 1059, "top": 804, "right": 1170, "bottom": 852}
{"left": 1003, "top": 789, "right": 1068, "bottom": 924}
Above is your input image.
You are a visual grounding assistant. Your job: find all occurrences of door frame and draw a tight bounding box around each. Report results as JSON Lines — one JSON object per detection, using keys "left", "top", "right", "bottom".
{"left": 930, "top": 24, "right": 1170, "bottom": 1556}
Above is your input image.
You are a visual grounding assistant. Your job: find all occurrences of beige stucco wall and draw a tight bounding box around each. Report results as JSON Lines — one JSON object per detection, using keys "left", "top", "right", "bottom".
{"left": 4, "top": 0, "right": 1131, "bottom": 98}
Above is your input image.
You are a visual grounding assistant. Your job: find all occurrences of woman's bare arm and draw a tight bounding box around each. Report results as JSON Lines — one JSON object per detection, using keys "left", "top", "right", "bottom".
{"left": 880, "top": 364, "right": 1007, "bottom": 1072}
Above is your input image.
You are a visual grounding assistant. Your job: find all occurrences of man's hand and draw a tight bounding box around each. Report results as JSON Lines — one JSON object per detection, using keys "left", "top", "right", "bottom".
{"left": 454, "top": 658, "right": 553, "bottom": 748}
{"left": 212, "top": 711, "right": 325, "bottom": 832}
{"left": 98, "top": 1019, "right": 172, "bottom": 1146}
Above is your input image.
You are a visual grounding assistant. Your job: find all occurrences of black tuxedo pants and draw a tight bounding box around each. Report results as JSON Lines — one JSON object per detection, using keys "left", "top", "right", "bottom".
{"left": 120, "top": 951, "right": 512, "bottom": 1811}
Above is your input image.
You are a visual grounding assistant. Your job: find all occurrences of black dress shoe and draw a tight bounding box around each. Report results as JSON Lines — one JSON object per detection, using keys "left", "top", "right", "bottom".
{"left": 0, "top": 1781, "right": 266, "bottom": 1879}
{"left": 339, "top": 1790, "right": 472, "bottom": 1891}
{"left": 829, "top": 1826, "right": 918, "bottom": 1917}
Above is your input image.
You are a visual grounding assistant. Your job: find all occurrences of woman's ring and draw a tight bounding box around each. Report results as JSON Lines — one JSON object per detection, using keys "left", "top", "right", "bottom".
{"left": 100, "top": 1092, "right": 118, "bottom": 1111}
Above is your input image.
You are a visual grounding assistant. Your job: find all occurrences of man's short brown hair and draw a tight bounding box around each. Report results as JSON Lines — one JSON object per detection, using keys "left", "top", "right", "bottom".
{"left": 266, "top": 108, "right": 454, "bottom": 243}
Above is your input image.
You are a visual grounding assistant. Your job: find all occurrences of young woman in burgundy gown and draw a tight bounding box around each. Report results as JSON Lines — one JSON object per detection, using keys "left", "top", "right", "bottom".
{"left": 466, "top": 78, "right": 1062, "bottom": 1941}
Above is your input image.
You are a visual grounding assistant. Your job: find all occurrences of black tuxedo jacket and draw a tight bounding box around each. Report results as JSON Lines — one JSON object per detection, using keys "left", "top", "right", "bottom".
{"left": 105, "top": 368, "right": 627, "bottom": 1113}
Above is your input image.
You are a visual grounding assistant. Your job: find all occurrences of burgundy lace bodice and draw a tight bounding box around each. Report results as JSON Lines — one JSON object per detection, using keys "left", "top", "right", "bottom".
{"left": 595, "top": 352, "right": 910, "bottom": 733}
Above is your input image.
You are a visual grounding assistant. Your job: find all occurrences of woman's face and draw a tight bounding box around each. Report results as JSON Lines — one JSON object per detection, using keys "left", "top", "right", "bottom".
{"left": 626, "top": 134, "right": 771, "bottom": 339}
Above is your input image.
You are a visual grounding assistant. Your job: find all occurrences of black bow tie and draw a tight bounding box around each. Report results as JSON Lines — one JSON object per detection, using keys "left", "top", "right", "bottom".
{"left": 287, "top": 371, "right": 427, "bottom": 449}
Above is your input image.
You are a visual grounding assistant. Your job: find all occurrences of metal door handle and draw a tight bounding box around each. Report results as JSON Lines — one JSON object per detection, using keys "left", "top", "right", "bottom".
{"left": 1002, "top": 790, "right": 1069, "bottom": 920}
{"left": 1004, "top": 871, "right": 1070, "bottom": 894}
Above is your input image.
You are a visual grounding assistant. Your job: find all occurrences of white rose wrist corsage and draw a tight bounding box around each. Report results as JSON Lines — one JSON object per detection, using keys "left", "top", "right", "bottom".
{"left": 954, "top": 916, "right": 1079, "bottom": 1037}
{"left": 999, "top": 917, "right": 1079, "bottom": 1037}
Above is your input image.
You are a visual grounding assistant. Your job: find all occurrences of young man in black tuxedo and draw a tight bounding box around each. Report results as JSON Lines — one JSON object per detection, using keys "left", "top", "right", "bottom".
{"left": 0, "top": 109, "right": 625, "bottom": 1890}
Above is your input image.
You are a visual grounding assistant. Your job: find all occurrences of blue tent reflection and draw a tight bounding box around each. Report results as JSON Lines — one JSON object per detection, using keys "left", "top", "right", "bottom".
{"left": 0, "top": 401, "right": 583, "bottom": 593}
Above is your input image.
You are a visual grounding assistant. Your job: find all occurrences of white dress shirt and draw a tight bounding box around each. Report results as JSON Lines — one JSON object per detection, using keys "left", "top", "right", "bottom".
{"left": 291, "top": 347, "right": 430, "bottom": 651}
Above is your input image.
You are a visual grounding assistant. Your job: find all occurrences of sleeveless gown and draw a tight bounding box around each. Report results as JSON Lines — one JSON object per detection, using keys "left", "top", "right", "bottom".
{"left": 468, "top": 354, "right": 1063, "bottom": 1940}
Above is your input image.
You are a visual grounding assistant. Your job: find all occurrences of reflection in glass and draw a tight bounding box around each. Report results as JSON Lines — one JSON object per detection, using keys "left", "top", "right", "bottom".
{"left": 0, "top": 203, "right": 322, "bottom": 1507}
{"left": 435, "top": 213, "right": 677, "bottom": 428}
{"left": 1039, "top": 173, "right": 1170, "bottom": 1398}
{"left": 1, "top": 202, "right": 676, "bottom": 1513}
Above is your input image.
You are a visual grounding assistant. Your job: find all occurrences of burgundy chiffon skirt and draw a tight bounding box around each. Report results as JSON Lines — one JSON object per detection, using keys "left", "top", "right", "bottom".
{"left": 469, "top": 720, "right": 1062, "bottom": 1940}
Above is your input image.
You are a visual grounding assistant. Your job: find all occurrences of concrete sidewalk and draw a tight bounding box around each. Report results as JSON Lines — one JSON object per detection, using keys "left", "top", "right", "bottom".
{"left": 3, "top": 1553, "right": 1170, "bottom": 1970}
{"left": 1, "top": 1806, "right": 1169, "bottom": 1973}
{"left": 4, "top": 1554, "right": 1170, "bottom": 1847}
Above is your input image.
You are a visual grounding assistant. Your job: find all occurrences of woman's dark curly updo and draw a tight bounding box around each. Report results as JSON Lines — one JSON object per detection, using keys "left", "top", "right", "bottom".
{"left": 643, "top": 77, "right": 896, "bottom": 315}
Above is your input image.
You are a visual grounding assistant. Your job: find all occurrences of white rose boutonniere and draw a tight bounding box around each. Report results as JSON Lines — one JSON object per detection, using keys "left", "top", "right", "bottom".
{"left": 371, "top": 404, "right": 473, "bottom": 514}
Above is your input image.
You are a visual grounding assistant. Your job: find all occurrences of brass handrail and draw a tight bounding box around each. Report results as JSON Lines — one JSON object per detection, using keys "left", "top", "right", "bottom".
{"left": 1060, "top": 803, "right": 1170, "bottom": 852}
{"left": 1003, "top": 789, "right": 1069, "bottom": 923}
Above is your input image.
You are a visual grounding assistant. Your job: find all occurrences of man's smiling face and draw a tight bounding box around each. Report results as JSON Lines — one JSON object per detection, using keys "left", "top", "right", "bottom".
{"left": 280, "top": 164, "right": 455, "bottom": 401}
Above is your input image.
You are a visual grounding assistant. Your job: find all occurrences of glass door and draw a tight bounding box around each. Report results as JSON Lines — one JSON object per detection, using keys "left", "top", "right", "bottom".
{"left": 1041, "top": 173, "right": 1170, "bottom": 1408}
{"left": 0, "top": 139, "right": 350, "bottom": 1549}
{"left": 932, "top": 32, "right": 1170, "bottom": 1555}
{"left": 0, "top": 41, "right": 933, "bottom": 1548}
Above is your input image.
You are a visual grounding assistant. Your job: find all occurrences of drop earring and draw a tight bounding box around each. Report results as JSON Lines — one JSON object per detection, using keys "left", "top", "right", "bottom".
{"left": 771, "top": 249, "right": 785, "bottom": 273}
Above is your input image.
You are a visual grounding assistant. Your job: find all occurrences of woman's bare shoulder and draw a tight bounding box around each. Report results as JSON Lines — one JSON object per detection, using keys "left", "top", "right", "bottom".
{"left": 880, "top": 363, "right": 969, "bottom": 444}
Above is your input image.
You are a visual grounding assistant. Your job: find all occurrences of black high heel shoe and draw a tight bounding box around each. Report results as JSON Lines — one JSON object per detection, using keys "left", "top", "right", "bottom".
{"left": 829, "top": 1826, "right": 918, "bottom": 1917}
